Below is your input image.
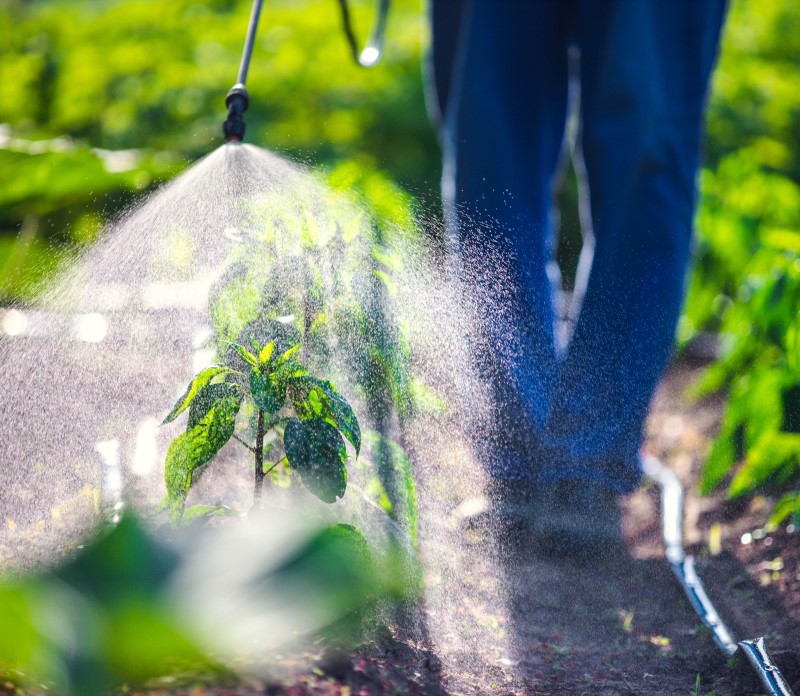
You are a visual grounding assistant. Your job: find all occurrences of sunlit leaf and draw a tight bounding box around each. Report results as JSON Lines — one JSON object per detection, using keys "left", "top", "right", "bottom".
{"left": 769, "top": 492, "right": 800, "bottom": 526}
{"left": 187, "top": 382, "right": 239, "bottom": 429}
{"left": 258, "top": 341, "right": 275, "bottom": 366}
{"left": 164, "top": 393, "right": 241, "bottom": 516}
{"left": 161, "top": 366, "right": 229, "bottom": 425}
{"left": 728, "top": 431, "right": 800, "bottom": 498}
{"left": 273, "top": 342, "right": 300, "bottom": 368}
{"left": 226, "top": 342, "right": 258, "bottom": 368}
{"left": 180, "top": 505, "right": 238, "bottom": 526}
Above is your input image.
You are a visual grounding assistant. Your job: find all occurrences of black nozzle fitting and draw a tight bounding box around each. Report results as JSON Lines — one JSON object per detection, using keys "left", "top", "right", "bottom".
{"left": 223, "top": 83, "right": 249, "bottom": 142}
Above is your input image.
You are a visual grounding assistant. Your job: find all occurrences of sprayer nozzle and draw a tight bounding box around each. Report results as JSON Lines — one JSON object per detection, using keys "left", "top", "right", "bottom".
{"left": 223, "top": 83, "right": 250, "bottom": 142}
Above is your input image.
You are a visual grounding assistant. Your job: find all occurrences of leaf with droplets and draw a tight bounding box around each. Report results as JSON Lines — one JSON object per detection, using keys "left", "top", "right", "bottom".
{"left": 250, "top": 367, "right": 286, "bottom": 414}
{"left": 164, "top": 393, "right": 241, "bottom": 519}
{"left": 188, "top": 382, "right": 240, "bottom": 429}
{"left": 258, "top": 341, "right": 275, "bottom": 366}
{"left": 288, "top": 376, "right": 360, "bottom": 456}
{"left": 162, "top": 366, "right": 229, "bottom": 425}
{"left": 284, "top": 418, "right": 347, "bottom": 503}
{"left": 318, "top": 379, "right": 361, "bottom": 456}
{"left": 226, "top": 342, "right": 258, "bottom": 368}
{"left": 273, "top": 342, "right": 300, "bottom": 368}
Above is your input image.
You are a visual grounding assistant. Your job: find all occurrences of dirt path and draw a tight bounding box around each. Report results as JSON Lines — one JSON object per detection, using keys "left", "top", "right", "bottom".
{"left": 256, "top": 361, "right": 800, "bottom": 695}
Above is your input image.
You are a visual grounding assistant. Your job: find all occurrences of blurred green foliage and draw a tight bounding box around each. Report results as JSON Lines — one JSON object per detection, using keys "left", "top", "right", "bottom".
{"left": 0, "top": 0, "right": 436, "bottom": 299}
{"left": 704, "top": 0, "right": 800, "bottom": 180}
{"left": 0, "top": 515, "right": 410, "bottom": 695}
{"left": 0, "top": 518, "right": 219, "bottom": 695}
{"left": 684, "top": 0, "right": 800, "bottom": 339}
{"left": 683, "top": 0, "right": 800, "bottom": 520}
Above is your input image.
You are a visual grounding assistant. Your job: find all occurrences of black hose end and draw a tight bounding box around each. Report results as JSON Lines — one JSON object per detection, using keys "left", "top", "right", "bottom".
{"left": 223, "top": 83, "right": 249, "bottom": 142}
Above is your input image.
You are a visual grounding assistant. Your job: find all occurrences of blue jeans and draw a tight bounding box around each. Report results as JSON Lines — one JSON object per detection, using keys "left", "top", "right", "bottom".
{"left": 430, "top": 0, "right": 727, "bottom": 493}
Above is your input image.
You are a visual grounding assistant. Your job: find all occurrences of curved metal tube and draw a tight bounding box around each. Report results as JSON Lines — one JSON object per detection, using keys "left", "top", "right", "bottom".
{"left": 642, "top": 454, "right": 796, "bottom": 695}
{"left": 337, "top": 0, "right": 391, "bottom": 67}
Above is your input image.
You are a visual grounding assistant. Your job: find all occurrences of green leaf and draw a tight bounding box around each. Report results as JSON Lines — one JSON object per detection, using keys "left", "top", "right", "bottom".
{"left": 728, "top": 431, "right": 800, "bottom": 498}
{"left": 188, "top": 382, "right": 240, "bottom": 429}
{"left": 284, "top": 418, "right": 347, "bottom": 503}
{"left": 179, "top": 505, "right": 237, "bottom": 526}
{"left": 701, "top": 429, "right": 737, "bottom": 495}
{"left": 55, "top": 516, "right": 178, "bottom": 604}
{"left": 226, "top": 342, "right": 258, "bottom": 368}
{"left": 287, "top": 376, "right": 360, "bottom": 456}
{"left": 164, "top": 393, "right": 241, "bottom": 518}
{"left": 769, "top": 492, "right": 800, "bottom": 527}
{"left": 318, "top": 380, "right": 361, "bottom": 456}
{"left": 105, "top": 600, "right": 208, "bottom": 684}
{"left": 264, "top": 523, "right": 377, "bottom": 636}
{"left": 274, "top": 342, "right": 301, "bottom": 368}
{"left": 275, "top": 359, "right": 309, "bottom": 380}
{"left": 288, "top": 377, "right": 322, "bottom": 420}
{"left": 161, "top": 366, "right": 229, "bottom": 425}
{"left": 743, "top": 368, "right": 784, "bottom": 448}
{"left": 258, "top": 341, "right": 275, "bottom": 366}
{"left": 364, "top": 433, "right": 418, "bottom": 545}
{"left": 249, "top": 368, "right": 286, "bottom": 414}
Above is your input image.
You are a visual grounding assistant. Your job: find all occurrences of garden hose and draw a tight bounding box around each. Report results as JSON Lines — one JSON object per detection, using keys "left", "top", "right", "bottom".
{"left": 223, "top": 0, "right": 390, "bottom": 141}
{"left": 642, "top": 455, "right": 795, "bottom": 695}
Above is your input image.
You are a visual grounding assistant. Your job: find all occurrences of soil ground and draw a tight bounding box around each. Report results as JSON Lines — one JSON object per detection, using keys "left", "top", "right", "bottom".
{"left": 3, "top": 360, "right": 799, "bottom": 696}
{"left": 255, "top": 360, "right": 800, "bottom": 696}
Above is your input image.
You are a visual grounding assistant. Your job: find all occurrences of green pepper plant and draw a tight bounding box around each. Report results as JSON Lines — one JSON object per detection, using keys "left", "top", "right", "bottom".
{"left": 160, "top": 338, "right": 360, "bottom": 523}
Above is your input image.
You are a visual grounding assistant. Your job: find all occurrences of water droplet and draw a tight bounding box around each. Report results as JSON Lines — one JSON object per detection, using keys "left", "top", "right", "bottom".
{"left": 224, "top": 226, "right": 245, "bottom": 242}
{"left": 74, "top": 313, "right": 107, "bottom": 343}
{"left": 2, "top": 309, "right": 28, "bottom": 336}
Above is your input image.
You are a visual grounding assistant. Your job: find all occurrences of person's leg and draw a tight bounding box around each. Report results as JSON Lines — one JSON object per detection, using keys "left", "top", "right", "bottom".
{"left": 540, "top": 0, "right": 727, "bottom": 492}
{"left": 432, "top": 0, "right": 571, "bottom": 480}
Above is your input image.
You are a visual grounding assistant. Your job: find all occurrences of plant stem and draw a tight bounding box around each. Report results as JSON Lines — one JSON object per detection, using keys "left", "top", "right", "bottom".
{"left": 254, "top": 409, "right": 265, "bottom": 508}
{"left": 263, "top": 456, "right": 287, "bottom": 478}
{"left": 302, "top": 271, "right": 312, "bottom": 364}
{"left": 233, "top": 433, "right": 256, "bottom": 454}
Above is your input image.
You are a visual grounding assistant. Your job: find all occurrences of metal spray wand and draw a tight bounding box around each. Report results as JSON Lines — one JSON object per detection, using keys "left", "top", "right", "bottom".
{"left": 223, "top": 0, "right": 263, "bottom": 142}
{"left": 222, "top": 0, "right": 390, "bottom": 142}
